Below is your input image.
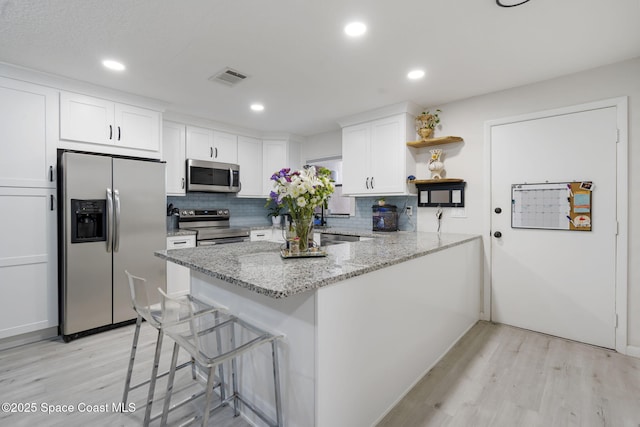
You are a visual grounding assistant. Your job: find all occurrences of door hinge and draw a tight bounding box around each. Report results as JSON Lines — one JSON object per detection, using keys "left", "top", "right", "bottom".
{"left": 616, "top": 221, "right": 619, "bottom": 236}
{"left": 616, "top": 128, "right": 620, "bottom": 143}
{"left": 615, "top": 313, "right": 618, "bottom": 328}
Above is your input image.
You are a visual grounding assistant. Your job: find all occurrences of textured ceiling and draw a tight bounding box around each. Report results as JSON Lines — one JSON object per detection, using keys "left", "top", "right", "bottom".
{"left": 0, "top": 0, "right": 638, "bottom": 136}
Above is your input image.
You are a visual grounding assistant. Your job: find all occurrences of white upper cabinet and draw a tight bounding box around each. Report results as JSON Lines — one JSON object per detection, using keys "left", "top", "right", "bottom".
{"left": 186, "top": 126, "right": 238, "bottom": 163}
{"left": 59, "top": 91, "right": 161, "bottom": 153}
{"left": 0, "top": 77, "right": 57, "bottom": 189}
{"left": 342, "top": 113, "right": 415, "bottom": 196}
{"left": 162, "top": 121, "right": 186, "bottom": 196}
{"left": 263, "top": 139, "right": 301, "bottom": 196}
{"left": 237, "top": 136, "right": 263, "bottom": 198}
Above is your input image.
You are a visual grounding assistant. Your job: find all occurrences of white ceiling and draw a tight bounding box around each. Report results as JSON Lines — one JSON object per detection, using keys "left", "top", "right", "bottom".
{"left": 0, "top": 0, "right": 638, "bottom": 136}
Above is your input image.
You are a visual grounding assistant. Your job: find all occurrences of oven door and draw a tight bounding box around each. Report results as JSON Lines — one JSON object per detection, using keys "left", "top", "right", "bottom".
{"left": 198, "top": 236, "right": 250, "bottom": 246}
{"left": 187, "top": 159, "right": 241, "bottom": 193}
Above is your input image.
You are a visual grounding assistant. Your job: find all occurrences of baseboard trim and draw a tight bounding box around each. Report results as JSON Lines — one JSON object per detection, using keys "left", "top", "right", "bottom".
{"left": 0, "top": 327, "right": 59, "bottom": 351}
{"left": 626, "top": 345, "right": 640, "bottom": 359}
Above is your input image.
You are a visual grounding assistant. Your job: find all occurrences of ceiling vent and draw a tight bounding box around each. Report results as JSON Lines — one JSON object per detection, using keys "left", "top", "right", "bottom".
{"left": 209, "top": 67, "right": 249, "bottom": 86}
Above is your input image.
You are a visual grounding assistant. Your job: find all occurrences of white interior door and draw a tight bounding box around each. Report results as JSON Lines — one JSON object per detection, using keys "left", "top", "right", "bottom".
{"left": 490, "top": 106, "right": 618, "bottom": 349}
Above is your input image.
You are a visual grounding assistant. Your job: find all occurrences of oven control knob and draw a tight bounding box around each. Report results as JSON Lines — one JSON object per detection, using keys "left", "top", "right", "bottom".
{"left": 189, "top": 210, "right": 194, "bottom": 215}
{"left": 223, "top": 209, "right": 229, "bottom": 215}
{"left": 181, "top": 210, "right": 188, "bottom": 216}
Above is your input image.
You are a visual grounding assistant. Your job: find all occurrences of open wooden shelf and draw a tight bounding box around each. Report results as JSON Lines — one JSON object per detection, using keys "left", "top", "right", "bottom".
{"left": 409, "top": 178, "right": 464, "bottom": 185}
{"left": 406, "top": 136, "right": 463, "bottom": 148}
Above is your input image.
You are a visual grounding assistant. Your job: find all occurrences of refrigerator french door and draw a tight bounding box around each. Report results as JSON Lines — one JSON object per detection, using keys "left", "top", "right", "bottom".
{"left": 60, "top": 151, "right": 166, "bottom": 341}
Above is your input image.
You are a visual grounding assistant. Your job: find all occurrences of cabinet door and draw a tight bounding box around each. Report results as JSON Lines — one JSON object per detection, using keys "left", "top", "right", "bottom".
{"left": 166, "top": 236, "right": 195, "bottom": 296}
{"left": 341, "top": 124, "right": 370, "bottom": 195}
{"left": 114, "top": 103, "right": 161, "bottom": 152}
{"left": 0, "top": 187, "right": 57, "bottom": 339}
{"left": 60, "top": 92, "right": 114, "bottom": 145}
{"left": 263, "top": 140, "right": 288, "bottom": 195}
{"left": 237, "top": 136, "right": 263, "bottom": 197}
{"left": 162, "top": 122, "right": 186, "bottom": 195}
{"left": 186, "top": 126, "right": 215, "bottom": 160}
{"left": 213, "top": 130, "right": 238, "bottom": 163}
{"left": 370, "top": 116, "right": 404, "bottom": 194}
{"left": 0, "top": 78, "right": 57, "bottom": 188}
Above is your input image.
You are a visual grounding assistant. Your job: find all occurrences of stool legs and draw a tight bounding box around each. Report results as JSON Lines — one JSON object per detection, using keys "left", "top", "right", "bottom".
{"left": 122, "top": 315, "right": 143, "bottom": 406}
{"left": 160, "top": 342, "right": 180, "bottom": 427}
{"left": 271, "top": 340, "right": 283, "bottom": 427}
{"left": 143, "top": 328, "right": 164, "bottom": 426}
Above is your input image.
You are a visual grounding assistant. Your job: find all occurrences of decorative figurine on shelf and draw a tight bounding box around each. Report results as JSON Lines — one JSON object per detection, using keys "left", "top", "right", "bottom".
{"left": 415, "top": 109, "right": 441, "bottom": 141}
{"left": 428, "top": 149, "right": 445, "bottom": 179}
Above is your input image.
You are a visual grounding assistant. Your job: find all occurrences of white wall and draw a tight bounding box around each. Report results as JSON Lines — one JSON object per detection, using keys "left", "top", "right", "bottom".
{"left": 301, "top": 129, "right": 342, "bottom": 162}
{"left": 415, "top": 57, "right": 640, "bottom": 348}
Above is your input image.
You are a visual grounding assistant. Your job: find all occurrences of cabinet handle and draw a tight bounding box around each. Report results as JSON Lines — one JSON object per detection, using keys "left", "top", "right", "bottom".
{"left": 118, "top": 126, "right": 121, "bottom": 141}
{"left": 109, "top": 125, "right": 113, "bottom": 140}
{"left": 210, "top": 147, "right": 213, "bottom": 158}
{"left": 181, "top": 178, "right": 185, "bottom": 189}
{"left": 215, "top": 147, "right": 218, "bottom": 158}
{"left": 50, "top": 194, "right": 54, "bottom": 211}
{"left": 371, "top": 177, "right": 375, "bottom": 189}
{"left": 365, "top": 177, "right": 370, "bottom": 189}
{"left": 173, "top": 240, "right": 188, "bottom": 245}
{"left": 49, "top": 166, "right": 54, "bottom": 182}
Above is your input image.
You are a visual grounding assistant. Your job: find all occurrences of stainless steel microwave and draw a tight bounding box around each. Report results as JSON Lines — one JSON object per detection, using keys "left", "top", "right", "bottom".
{"left": 186, "top": 159, "right": 241, "bottom": 193}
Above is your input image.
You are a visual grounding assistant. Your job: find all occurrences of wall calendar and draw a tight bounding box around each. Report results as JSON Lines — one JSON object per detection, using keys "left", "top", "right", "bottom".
{"left": 511, "top": 181, "right": 592, "bottom": 231}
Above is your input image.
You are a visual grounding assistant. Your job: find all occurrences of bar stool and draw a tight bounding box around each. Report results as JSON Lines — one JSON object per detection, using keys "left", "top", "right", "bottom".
{"left": 158, "top": 289, "right": 283, "bottom": 427}
{"left": 122, "top": 271, "right": 227, "bottom": 426}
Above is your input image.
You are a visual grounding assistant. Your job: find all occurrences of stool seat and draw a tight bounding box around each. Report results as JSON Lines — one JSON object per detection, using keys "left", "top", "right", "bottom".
{"left": 158, "top": 289, "right": 283, "bottom": 427}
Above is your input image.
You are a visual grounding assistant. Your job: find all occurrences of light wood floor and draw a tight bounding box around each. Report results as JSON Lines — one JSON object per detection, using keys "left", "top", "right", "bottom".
{"left": 378, "top": 321, "right": 640, "bottom": 427}
{"left": 1, "top": 321, "right": 638, "bottom": 426}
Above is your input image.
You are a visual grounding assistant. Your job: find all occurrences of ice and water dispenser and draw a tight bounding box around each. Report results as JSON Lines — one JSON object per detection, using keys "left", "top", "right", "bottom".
{"left": 70, "top": 199, "right": 107, "bottom": 243}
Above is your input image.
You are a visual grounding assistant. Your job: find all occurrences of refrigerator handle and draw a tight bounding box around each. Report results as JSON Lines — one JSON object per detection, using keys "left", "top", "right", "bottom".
{"left": 229, "top": 168, "right": 233, "bottom": 190}
{"left": 114, "top": 189, "right": 121, "bottom": 252}
{"left": 106, "top": 188, "right": 113, "bottom": 253}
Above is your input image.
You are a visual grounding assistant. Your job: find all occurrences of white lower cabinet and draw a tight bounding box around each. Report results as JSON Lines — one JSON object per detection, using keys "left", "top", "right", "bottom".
{"left": 166, "top": 235, "right": 196, "bottom": 295}
{"left": 0, "top": 187, "right": 57, "bottom": 340}
{"left": 250, "top": 228, "right": 288, "bottom": 243}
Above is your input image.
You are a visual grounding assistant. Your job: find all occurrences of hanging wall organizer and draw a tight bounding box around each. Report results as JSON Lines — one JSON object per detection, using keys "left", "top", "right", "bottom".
{"left": 511, "top": 181, "right": 593, "bottom": 231}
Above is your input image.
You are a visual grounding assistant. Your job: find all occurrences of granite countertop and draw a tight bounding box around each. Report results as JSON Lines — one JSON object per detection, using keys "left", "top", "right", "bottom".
{"left": 156, "top": 231, "right": 480, "bottom": 299}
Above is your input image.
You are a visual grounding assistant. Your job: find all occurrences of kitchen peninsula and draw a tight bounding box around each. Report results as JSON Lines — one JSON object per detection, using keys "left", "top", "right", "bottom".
{"left": 156, "top": 231, "right": 482, "bottom": 426}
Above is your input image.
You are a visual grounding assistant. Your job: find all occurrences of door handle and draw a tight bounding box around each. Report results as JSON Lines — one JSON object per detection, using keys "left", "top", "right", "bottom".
{"left": 181, "top": 177, "right": 185, "bottom": 189}
{"left": 495, "top": 207, "right": 502, "bottom": 214}
{"left": 494, "top": 231, "right": 502, "bottom": 238}
{"left": 49, "top": 165, "right": 54, "bottom": 182}
{"left": 114, "top": 189, "right": 121, "bottom": 252}
{"left": 50, "top": 194, "right": 54, "bottom": 211}
{"left": 106, "top": 188, "right": 113, "bottom": 252}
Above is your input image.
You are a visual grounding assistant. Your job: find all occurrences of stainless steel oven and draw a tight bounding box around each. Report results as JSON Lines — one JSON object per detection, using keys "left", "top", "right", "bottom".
{"left": 178, "top": 208, "right": 250, "bottom": 245}
{"left": 186, "top": 159, "right": 241, "bottom": 193}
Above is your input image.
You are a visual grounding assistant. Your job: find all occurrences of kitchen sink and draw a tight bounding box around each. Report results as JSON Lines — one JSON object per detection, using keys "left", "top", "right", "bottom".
{"left": 320, "top": 233, "right": 360, "bottom": 246}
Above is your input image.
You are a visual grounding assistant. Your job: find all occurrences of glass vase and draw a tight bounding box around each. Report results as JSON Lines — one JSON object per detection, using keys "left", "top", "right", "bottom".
{"left": 291, "top": 212, "right": 314, "bottom": 252}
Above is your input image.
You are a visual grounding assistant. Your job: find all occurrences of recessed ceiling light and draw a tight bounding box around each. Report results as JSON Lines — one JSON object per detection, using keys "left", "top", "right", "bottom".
{"left": 102, "top": 59, "right": 126, "bottom": 71}
{"left": 250, "top": 103, "right": 265, "bottom": 112}
{"left": 407, "top": 70, "right": 425, "bottom": 80}
{"left": 344, "top": 22, "right": 367, "bottom": 37}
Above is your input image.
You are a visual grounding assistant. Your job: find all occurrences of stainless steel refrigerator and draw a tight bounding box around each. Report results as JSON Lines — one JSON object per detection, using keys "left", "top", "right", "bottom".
{"left": 59, "top": 151, "right": 166, "bottom": 341}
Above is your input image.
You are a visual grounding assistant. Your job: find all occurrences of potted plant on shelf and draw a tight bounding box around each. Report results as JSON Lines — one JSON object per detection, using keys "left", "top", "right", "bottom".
{"left": 415, "top": 109, "right": 441, "bottom": 141}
